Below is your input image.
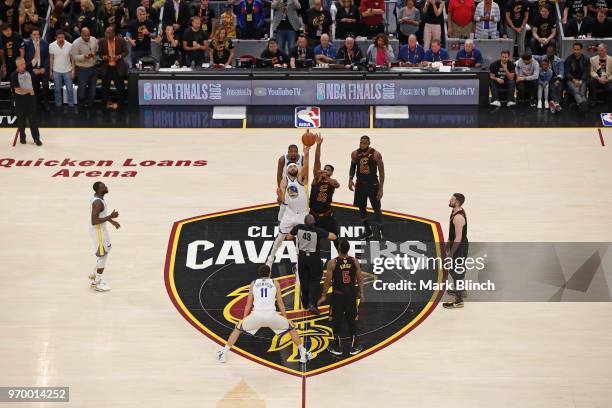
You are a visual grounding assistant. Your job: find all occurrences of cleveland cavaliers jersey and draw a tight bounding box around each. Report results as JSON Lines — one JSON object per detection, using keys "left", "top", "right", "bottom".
{"left": 332, "top": 256, "right": 358, "bottom": 295}
{"left": 281, "top": 154, "right": 303, "bottom": 178}
{"left": 355, "top": 148, "right": 379, "bottom": 185}
{"left": 252, "top": 278, "right": 276, "bottom": 311}
{"left": 284, "top": 175, "right": 308, "bottom": 214}
{"left": 89, "top": 196, "right": 111, "bottom": 256}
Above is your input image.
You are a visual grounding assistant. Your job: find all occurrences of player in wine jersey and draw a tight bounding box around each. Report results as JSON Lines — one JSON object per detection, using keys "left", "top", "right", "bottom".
{"left": 443, "top": 193, "right": 468, "bottom": 309}
{"left": 310, "top": 135, "right": 340, "bottom": 238}
{"left": 216, "top": 265, "right": 312, "bottom": 364}
{"left": 276, "top": 144, "right": 304, "bottom": 222}
{"left": 88, "top": 182, "right": 120, "bottom": 292}
{"left": 318, "top": 239, "right": 364, "bottom": 356}
{"left": 266, "top": 145, "right": 311, "bottom": 268}
{"left": 349, "top": 135, "right": 385, "bottom": 240}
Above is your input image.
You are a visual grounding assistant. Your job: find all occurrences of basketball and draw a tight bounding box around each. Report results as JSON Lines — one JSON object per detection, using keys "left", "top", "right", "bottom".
{"left": 302, "top": 131, "right": 316, "bottom": 147}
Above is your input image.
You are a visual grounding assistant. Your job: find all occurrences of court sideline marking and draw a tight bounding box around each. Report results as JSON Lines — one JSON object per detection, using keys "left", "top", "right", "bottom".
{"left": 598, "top": 128, "right": 605, "bottom": 147}
{"left": 11, "top": 129, "right": 18, "bottom": 147}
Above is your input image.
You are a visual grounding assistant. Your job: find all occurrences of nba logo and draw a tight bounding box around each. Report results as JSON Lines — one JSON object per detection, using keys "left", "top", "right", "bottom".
{"left": 316, "top": 83, "right": 325, "bottom": 101}
{"left": 601, "top": 113, "right": 612, "bottom": 127}
{"left": 143, "top": 83, "right": 152, "bottom": 101}
{"left": 295, "top": 106, "right": 321, "bottom": 128}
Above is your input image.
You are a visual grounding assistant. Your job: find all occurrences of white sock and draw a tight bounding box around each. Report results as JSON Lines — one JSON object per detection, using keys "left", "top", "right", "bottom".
{"left": 266, "top": 233, "right": 286, "bottom": 266}
{"left": 95, "top": 272, "right": 103, "bottom": 283}
{"left": 298, "top": 345, "right": 307, "bottom": 354}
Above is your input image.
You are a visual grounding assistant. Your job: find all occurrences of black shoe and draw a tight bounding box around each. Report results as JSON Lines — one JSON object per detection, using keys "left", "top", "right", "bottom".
{"left": 349, "top": 344, "right": 363, "bottom": 355}
{"left": 307, "top": 305, "right": 320, "bottom": 316}
{"left": 356, "top": 229, "right": 373, "bottom": 241}
{"left": 373, "top": 226, "right": 385, "bottom": 241}
{"left": 443, "top": 299, "right": 464, "bottom": 309}
{"left": 328, "top": 338, "right": 342, "bottom": 355}
{"left": 34, "top": 139, "right": 42, "bottom": 146}
{"left": 19, "top": 138, "right": 26, "bottom": 144}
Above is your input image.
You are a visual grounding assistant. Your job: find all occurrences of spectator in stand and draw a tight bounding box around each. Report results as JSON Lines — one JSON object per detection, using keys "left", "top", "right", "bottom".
{"left": 589, "top": 43, "right": 612, "bottom": 103}
{"left": 336, "top": 34, "right": 364, "bottom": 67}
{"left": 290, "top": 34, "right": 314, "bottom": 68}
{"left": 127, "top": 7, "right": 156, "bottom": 66}
{"left": 455, "top": 39, "right": 483, "bottom": 67}
{"left": 25, "top": 28, "right": 49, "bottom": 110}
{"left": 76, "top": 0, "right": 99, "bottom": 38}
{"left": 99, "top": 27, "right": 127, "bottom": 110}
{"left": 448, "top": 0, "right": 475, "bottom": 39}
{"left": 236, "top": 0, "right": 265, "bottom": 39}
{"left": 11, "top": 57, "right": 41, "bottom": 146}
{"left": 99, "top": 0, "right": 125, "bottom": 35}
{"left": 563, "top": 0, "right": 587, "bottom": 24}
{"left": 193, "top": 0, "right": 216, "bottom": 37}
{"left": 271, "top": 0, "right": 301, "bottom": 54}
{"left": 489, "top": 49, "right": 517, "bottom": 107}
{"left": 140, "top": 0, "right": 159, "bottom": 26}
{"left": 397, "top": 34, "right": 424, "bottom": 66}
{"left": 314, "top": 33, "right": 337, "bottom": 64}
{"left": 587, "top": 0, "right": 610, "bottom": 18}
{"left": 304, "top": 0, "right": 332, "bottom": 48}
{"left": 565, "top": 9, "right": 593, "bottom": 37}
{"left": 591, "top": 10, "right": 612, "bottom": 36}
{"left": 1, "top": 22, "right": 24, "bottom": 80}
{"left": 474, "top": 0, "right": 500, "bottom": 39}
{"left": 530, "top": 6, "right": 556, "bottom": 55}
{"left": 64, "top": 0, "right": 84, "bottom": 32}
{"left": 537, "top": 58, "right": 552, "bottom": 108}
{"left": 366, "top": 33, "right": 394, "bottom": 66}
{"left": 156, "top": 24, "right": 180, "bottom": 67}
{"left": 0, "top": 0, "right": 19, "bottom": 32}
{"left": 360, "top": 0, "right": 385, "bottom": 38}
{"left": 71, "top": 27, "right": 98, "bottom": 108}
{"left": 505, "top": 0, "right": 529, "bottom": 56}
{"left": 397, "top": 0, "right": 420, "bottom": 45}
{"left": 515, "top": 52, "right": 540, "bottom": 106}
{"left": 182, "top": 16, "right": 208, "bottom": 67}
{"left": 535, "top": 45, "right": 564, "bottom": 112}
{"left": 336, "top": 0, "right": 361, "bottom": 40}
{"left": 260, "top": 38, "right": 289, "bottom": 67}
{"left": 422, "top": 0, "right": 444, "bottom": 50}
{"left": 163, "top": 0, "right": 191, "bottom": 37}
{"left": 18, "top": 0, "right": 40, "bottom": 39}
{"left": 49, "top": 30, "right": 75, "bottom": 108}
{"left": 209, "top": 27, "right": 234, "bottom": 67}
{"left": 220, "top": 4, "right": 237, "bottom": 39}
{"left": 423, "top": 38, "right": 449, "bottom": 63}
{"left": 564, "top": 42, "right": 589, "bottom": 110}
{"left": 48, "top": 2, "right": 72, "bottom": 42}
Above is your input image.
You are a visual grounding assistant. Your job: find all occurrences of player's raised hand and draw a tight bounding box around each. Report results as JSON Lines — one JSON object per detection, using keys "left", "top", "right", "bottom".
{"left": 303, "top": 145, "right": 311, "bottom": 154}
{"left": 110, "top": 220, "right": 121, "bottom": 229}
{"left": 110, "top": 209, "right": 119, "bottom": 218}
{"left": 316, "top": 133, "right": 323, "bottom": 145}
{"left": 348, "top": 179, "right": 355, "bottom": 191}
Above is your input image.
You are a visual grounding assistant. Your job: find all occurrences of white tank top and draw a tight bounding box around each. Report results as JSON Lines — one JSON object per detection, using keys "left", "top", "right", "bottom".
{"left": 282, "top": 154, "right": 303, "bottom": 178}
{"left": 89, "top": 196, "right": 108, "bottom": 234}
{"left": 284, "top": 175, "right": 308, "bottom": 214}
{"left": 252, "top": 278, "right": 277, "bottom": 311}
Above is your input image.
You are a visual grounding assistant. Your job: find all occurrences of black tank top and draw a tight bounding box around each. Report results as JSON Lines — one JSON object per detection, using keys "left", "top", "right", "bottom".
{"left": 355, "top": 148, "right": 379, "bottom": 185}
{"left": 309, "top": 177, "right": 335, "bottom": 214}
{"left": 448, "top": 209, "right": 468, "bottom": 246}
{"left": 332, "top": 256, "right": 357, "bottom": 295}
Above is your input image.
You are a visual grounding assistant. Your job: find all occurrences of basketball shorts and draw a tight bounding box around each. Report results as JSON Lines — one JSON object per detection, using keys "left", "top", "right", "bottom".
{"left": 279, "top": 208, "right": 308, "bottom": 234}
{"left": 240, "top": 310, "right": 292, "bottom": 335}
{"left": 90, "top": 225, "right": 111, "bottom": 257}
{"left": 353, "top": 182, "right": 380, "bottom": 210}
{"left": 313, "top": 213, "right": 339, "bottom": 235}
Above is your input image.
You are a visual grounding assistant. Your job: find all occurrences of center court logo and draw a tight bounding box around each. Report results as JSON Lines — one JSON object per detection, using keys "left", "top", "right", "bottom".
{"left": 165, "top": 203, "right": 445, "bottom": 377}
{"left": 143, "top": 83, "right": 152, "bottom": 101}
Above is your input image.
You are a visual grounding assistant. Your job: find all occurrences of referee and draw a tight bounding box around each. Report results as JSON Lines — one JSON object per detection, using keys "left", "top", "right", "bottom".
{"left": 287, "top": 214, "right": 337, "bottom": 315}
{"left": 10, "top": 57, "right": 42, "bottom": 146}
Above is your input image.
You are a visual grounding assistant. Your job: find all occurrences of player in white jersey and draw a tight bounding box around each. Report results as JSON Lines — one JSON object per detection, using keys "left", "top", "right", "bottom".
{"left": 89, "top": 182, "right": 120, "bottom": 292}
{"left": 276, "top": 144, "right": 304, "bottom": 222}
{"left": 266, "top": 144, "right": 311, "bottom": 268}
{"left": 217, "top": 265, "right": 312, "bottom": 364}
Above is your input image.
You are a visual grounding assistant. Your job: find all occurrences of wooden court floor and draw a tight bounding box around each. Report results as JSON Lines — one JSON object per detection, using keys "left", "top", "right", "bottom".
{"left": 0, "top": 127, "right": 611, "bottom": 408}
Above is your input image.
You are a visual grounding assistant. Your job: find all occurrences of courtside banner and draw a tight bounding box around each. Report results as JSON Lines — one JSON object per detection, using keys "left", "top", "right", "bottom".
{"left": 138, "top": 79, "right": 479, "bottom": 106}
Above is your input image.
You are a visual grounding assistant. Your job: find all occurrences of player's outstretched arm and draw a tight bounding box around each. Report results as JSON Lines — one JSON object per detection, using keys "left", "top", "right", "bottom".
{"left": 313, "top": 134, "right": 323, "bottom": 180}
{"left": 243, "top": 282, "right": 255, "bottom": 319}
{"left": 276, "top": 156, "right": 285, "bottom": 187}
{"left": 354, "top": 257, "right": 364, "bottom": 300}
{"left": 277, "top": 177, "right": 287, "bottom": 204}
{"left": 300, "top": 145, "right": 311, "bottom": 185}
{"left": 375, "top": 150, "right": 385, "bottom": 200}
{"left": 317, "top": 259, "right": 335, "bottom": 305}
{"left": 274, "top": 280, "right": 288, "bottom": 318}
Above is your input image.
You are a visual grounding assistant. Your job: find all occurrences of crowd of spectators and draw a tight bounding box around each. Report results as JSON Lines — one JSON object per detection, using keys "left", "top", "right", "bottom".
{"left": 0, "top": 0, "right": 610, "bottom": 109}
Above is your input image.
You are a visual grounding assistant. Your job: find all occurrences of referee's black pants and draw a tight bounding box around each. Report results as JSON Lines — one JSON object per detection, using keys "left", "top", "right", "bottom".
{"left": 15, "top": 94, "right": 41, "bottom": 143}
{"left": 297, "top": 252, "right": 323, "bottom": 308}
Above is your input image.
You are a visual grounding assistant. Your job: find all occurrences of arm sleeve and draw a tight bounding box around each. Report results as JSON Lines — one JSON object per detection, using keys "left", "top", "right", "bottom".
{"left": 290, "top": 225, "right": 299, "bottom": 236}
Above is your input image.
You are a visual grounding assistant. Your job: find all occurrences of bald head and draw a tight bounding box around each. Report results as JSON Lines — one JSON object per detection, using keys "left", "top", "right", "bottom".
{"left": 304, "top": 214, "right": 315, "bottom": 225}
{"left": 81, "top": 27, "right": 90, "bottom": 41}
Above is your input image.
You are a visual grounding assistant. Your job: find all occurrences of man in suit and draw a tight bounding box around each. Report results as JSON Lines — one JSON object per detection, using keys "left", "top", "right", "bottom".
{"left": 565, "top": 9, "right": 593, "bottom": 37}
{"left": 589, "top": 43, "right": 612, "bottom": 104}
{"left": 162, "top": 0, "right": 190, "bottom": 37}
{"left": 24, "top": 27, "right": 49, "bottom": 109}
{"left": 98, "top": 26, "right": 127, "bottom": 110}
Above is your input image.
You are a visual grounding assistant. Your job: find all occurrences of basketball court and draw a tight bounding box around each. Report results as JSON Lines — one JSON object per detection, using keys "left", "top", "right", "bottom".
{"left": 1, "top": 126, "right": 611, "bottom": 407}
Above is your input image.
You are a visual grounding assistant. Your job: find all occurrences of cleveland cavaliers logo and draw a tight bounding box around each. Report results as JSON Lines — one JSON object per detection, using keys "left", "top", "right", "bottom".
{"left": 165, "top": 203, "right": 445, "bottom": 376}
